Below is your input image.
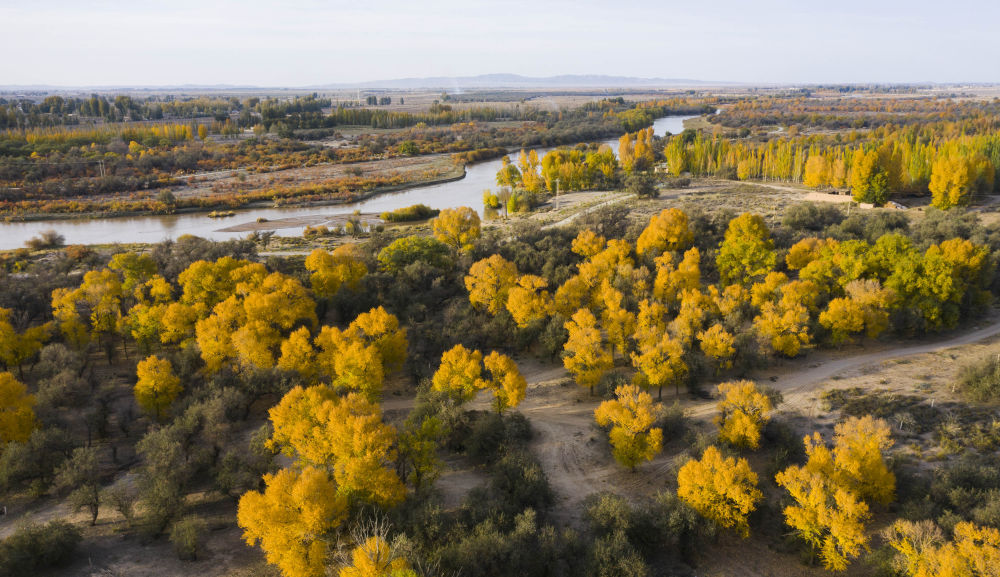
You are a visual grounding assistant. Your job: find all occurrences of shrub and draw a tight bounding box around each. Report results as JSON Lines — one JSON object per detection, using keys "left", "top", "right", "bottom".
{"left": 624, "top": 173, "right": 657, "bottom": 199}
{"left": 782, "top": 202, "right": 844, "bottom": 232}
{"left": 464, "top": 449, "right": 553, "bottom": 521}
{"left": 661, "top": 177, "right": 691, "bottom": 189}
{"left": 957, "top": 354, "right": 1000, "bottom": 401}
{"left": 169, "top": 515, "right": 207, "bottom": 560}
{"left": 438, "top": 509, "right": 586, "bottom": 577}
{"left": 466, "top": 412, "right": 532, "bottom": 463}
{"left": 0, "top": 520, "right": 81, "bottom": 576}
{"left": 105, "top": 483, "right": 139, "bottom": 528}
{"left": 24, "top": 230, "right": 65, "bottom": 250}
{"left": 302, "top": 224, "right": 331, "bottom": 238}
{"left": 589, "top": 529, "right": 648, "bottom": 577}
{"left": 380, "top": 203, "right": 440, "bottom": 222}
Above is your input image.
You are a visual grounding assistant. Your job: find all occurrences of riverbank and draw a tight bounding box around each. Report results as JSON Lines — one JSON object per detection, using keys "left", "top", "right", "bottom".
{"left": 0, "top": 158, "right": 466, "bottom": 223}
{"left": 0, "top": 115, "right": 698, "bottom": 249}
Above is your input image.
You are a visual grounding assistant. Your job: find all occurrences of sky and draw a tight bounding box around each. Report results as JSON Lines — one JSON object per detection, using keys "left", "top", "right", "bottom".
{"left": 1, "top": 0, "right": 998, "bottom": 87}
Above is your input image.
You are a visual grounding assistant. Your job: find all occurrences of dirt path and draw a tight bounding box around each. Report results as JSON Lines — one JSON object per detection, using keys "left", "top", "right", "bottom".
{"left": 541, "top": 192, "right": 634, "bottom": 229}
{"left": 754, "top": 317, "right": 1000, "bottom": 414}
{"left": 376, "top": 317, "right": 1000, "bottom": 526}
{"left": 500, "top": 317, "right": 1000, "bottom": 527}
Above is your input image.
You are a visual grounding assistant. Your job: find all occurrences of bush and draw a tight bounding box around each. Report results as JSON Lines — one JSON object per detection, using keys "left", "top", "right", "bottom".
{"left": 169, "top": 515, "right": 207, "bottom": 560}
{"left": 302, "top": 225, "right": 331, "bottom": 238}
{"left": 438, "top": 509, "right": 586, "bottom": 577}
{"left": 0, "top": 520, "right": 81, "bottom": 576}
{"left": 380, "top": 204, "right": 440, "bottom": 223}
{"left": 624, "top": 173, "right": 657, "bottom": 199}
{"left": 957, "top": 354, "right": 1000, "bottom": 401}
{"left": 464, "top": 449, "right": 553, "bottom": 522}
{"left": 661, "top": 177, "right": 691, "bottom": 189}
{"left": 576, "top": 205, "right": 631, "bottom": 239}
{"left": 825, "top": 210, "right": 908, "bottom": 243}
{"left": 782, "top": 202, "right": 845, "bottom": 232}
{"left": 24, "top": 230, "right": 65, "bottom": 250}
{"left": 589, "top": 529, "right": 648, "bottom": 577}
{"left": 466, "top": 412, "right": 532, "bottom": 462}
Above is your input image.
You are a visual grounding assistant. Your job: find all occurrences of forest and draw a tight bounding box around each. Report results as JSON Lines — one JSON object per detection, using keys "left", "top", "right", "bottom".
{"left": 2, "top": 85, "right": 1000, "bottom": 577}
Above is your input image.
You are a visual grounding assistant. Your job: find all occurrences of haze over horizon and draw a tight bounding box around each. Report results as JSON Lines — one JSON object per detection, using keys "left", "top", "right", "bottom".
{"left": 2, "top": 0, "right": 998, "bottom": 87}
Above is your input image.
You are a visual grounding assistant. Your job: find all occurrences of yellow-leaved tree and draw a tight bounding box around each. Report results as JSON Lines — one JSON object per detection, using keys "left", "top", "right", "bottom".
{"left": 195, "top": 271, "right": 316, "bottom": 372}
{"left": 51, "top": 269, "right": 124, "bottom": 353}
{"left": 630, "top": 331, "right": 687, "bottom": 401}
{"left": 753, "top": 300, "right": 812, "bottom": 357}
{"left": 596, "top": 281, "right": 635, "bottom": 359}
{"left": 339, "top": 536, "right": 414, "bottom": 577}
{"left": 715, "top": 380, "right": 774, "bottom": 450}
{"left": 774, "top": 416, "right": 894, "bottom": 571}
{"left": 0, "top": 372, "right": 36, "bottom": 444}
{"left": 571, "top": 229, "right": 606, "bottom": 258}
{"left": 431, "top": 344, "right": 485, "bottom": 404}
{"left": 652, "top": 248, "right": 702, "bottom": 305}
{"left": 820, "top": 416, "right": 896, "bottom": 505}
{"left": 697, "top": 323, "right": 736, "bottom": 373}
{"left": 774, "top": 464, "right": 870, "bottom": 571}
{"left": 506, "top": 275, "right": 554, "bottom": 328}
{"left": 278, "top": 326, "right": 319, "bottom": 381}
{"left": 267, "top": 386, "right": 405, "bottom": 507}
{"left": 430, "top": 345, "right": 525, "bottom": 412}
{"left": 563, "top": 308, "right": 613, "bottom": 396}
{"left": 432, "top": 206, "right": 481, "bottom": 250}
{"left": 482, "top": 351, "right": 527, "bottom": 414}
{"left": 0, "top": 308, "right": 47, "bottom": 376}
{"left": 786, "top": 237, "right": 836, "bottom": 271}
{"left": 677, "top": 446, "right": 762, "bottom": 537}
{"left": 237, "top": 466, "right": 348, "bottom": 577}
{"left": 885, "top": 519, "right": 1000, "bottom": 577}
{"left": 636, "top": 208, "right": 694, "bottom": 258}
{"left": 305, "top": 245, "right": 367, "bottom": 300}
{"left": 819, "top": 279, "right": 894, "bottom": 345}
{"left": 343, "top": 306, "right": 408, "bottom": 375}
{"left": 311, "top": 307, "right": 408, "bottom": 402}
{"left": 928, "top": 151, "right": 992, "bottom": 209}
{"left": 594, "top": 384, "right": 663, "bottom": 470}
{"left": 465, "top": 254, "right": 519, "bottom": 316}
{"left": 134, "top": 355, "right": 182, "bottom": 421}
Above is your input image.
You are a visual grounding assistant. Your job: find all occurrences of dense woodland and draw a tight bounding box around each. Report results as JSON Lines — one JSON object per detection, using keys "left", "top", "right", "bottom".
{"left": 3, "top": 87, "right": 1000, "bottom": 576}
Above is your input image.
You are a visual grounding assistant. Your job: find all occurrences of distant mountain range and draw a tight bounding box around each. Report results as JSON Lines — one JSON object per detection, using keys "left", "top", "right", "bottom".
{"left": 311, "top": 74, "right": 719, "bottom": 90}
{"left": 0, "top": 74, "right": 722, "bottom": 93}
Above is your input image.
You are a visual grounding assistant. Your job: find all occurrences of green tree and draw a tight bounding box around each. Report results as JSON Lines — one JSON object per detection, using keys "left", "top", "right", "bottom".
{"left": 716, "top": 213, "right": 776, "bottom": 286}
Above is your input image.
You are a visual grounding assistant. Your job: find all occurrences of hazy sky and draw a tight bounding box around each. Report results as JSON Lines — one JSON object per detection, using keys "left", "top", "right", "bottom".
{"left": 2, "top": 0, "right": 997, "bottom": 86}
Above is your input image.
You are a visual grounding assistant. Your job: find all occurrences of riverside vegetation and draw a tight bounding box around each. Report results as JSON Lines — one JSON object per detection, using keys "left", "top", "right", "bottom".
{"left": 2, "top": 85, "right": 1000, "bottom": 577}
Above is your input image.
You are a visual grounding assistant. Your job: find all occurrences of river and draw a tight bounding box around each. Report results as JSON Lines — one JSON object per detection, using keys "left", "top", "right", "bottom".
{"left": 0, "top": 115, "right": 695, "bottom": 249}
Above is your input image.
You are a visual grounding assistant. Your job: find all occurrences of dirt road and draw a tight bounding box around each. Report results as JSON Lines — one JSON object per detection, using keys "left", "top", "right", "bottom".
{"left": 489, "top": 317, "right": 1000, "bottom": 527}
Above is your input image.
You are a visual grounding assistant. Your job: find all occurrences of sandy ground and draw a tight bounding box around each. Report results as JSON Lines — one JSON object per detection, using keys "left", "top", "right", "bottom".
{"left": 171, "top": 154, "right": 459, "bottom": 202}
{"left": 215, "top": 212, "right": 385, "bottom": 233}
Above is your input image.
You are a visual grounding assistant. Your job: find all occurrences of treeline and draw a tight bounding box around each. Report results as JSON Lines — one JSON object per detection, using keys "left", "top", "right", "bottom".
{"left": 711, "top": 95, "right": 1000, "bottom": 132}
{"left": 0, "top": 93, "right": 332, "bottom": 131}
{"left": 491, "top": 127, "right": 656, "bottom": 199}
{"left": 0, "top": 94, "right": 253, "bottom": 130}
{"left": 665, "top": 123, "right": 1000, "bottom": 207}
